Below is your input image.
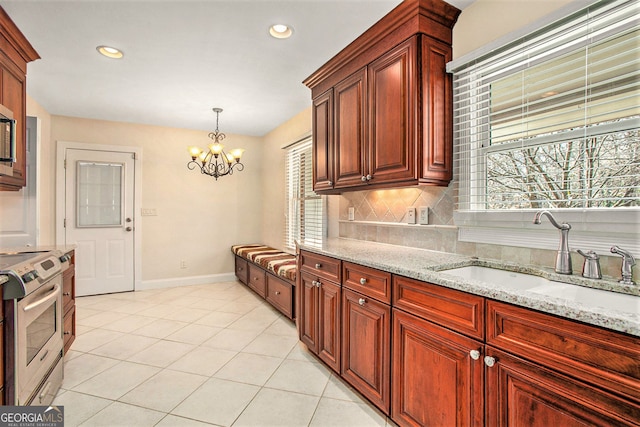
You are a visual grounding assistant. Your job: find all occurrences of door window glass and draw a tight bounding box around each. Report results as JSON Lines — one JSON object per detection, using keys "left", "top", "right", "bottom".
{"left": 76, "top": 161, "right": 123, "bottom": 227}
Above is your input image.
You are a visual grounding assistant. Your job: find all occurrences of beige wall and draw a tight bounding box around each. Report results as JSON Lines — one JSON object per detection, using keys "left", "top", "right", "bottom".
{"left": 50, "top": 116, "right": 263, "bottom": 282}
{"left": 260, "top": 107, "right": 312, "bottom": 249}
{"left": 452, "top": 0, "right": 574, "bottom": 59}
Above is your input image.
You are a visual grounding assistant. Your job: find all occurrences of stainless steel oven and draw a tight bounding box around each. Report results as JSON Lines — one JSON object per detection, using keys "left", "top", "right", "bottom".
{"left": 1, "top": 250, "right": 67, "bottom": 405}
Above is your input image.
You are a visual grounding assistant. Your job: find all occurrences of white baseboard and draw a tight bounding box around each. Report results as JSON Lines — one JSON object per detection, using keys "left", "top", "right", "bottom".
{"left": 138, "top": 272, "right": 237, "bottom": 291}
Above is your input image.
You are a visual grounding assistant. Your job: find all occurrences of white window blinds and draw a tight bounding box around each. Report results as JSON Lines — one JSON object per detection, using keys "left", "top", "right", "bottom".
{"left": 284, "top": 138, "right": 324, "bottom": 251}
{"left": 451, "top": 0, "right": 640, "bottom": 211}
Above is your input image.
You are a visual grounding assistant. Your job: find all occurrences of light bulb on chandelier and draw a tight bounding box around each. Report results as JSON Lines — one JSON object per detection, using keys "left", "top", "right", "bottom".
{"left": 187, "top": 108, "right": 245, "bottom": 180}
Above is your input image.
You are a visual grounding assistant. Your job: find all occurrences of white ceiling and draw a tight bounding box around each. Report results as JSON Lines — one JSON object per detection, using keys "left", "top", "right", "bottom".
{"left": 0, "top": 0, "right": 473, "bottom": 136}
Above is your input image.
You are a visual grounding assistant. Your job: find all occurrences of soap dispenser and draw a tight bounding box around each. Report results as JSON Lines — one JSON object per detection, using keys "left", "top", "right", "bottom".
{"left": 577, "top": 250, "right": 602, "bottom": 279}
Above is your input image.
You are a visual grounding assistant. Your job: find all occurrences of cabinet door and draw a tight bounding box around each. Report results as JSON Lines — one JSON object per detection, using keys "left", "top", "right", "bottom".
{"left": 420, "top": 36, "right": 453, "bottom": 185}
{"left": 486, "top": 347, "right": 640, "bottom": 426}
{"left": 318, "top": 280, "right": 341, "bottom": 372}
{"left": 312, "top": 89, "right": 334, "bottom": 192}
{"left": 299, "top": 272, "right": 319, "bottom": 353}
{"left": 0, "top": 65, "right": 26, "bottom": 189}
{"left": 342, "top": 288, "right": 390, "bottom": 414}
{"left": 334, "top": 68, "right": 367, "bottom": 189}
{"left": 367, "top": 37, "right": 417, "bottom": 186}
{"left": 392, "top": 309, "right": 484, "bottom": 427}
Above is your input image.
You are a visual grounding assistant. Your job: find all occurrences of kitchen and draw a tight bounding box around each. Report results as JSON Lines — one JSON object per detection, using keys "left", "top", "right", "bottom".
{"left": 0, "top": 0, "right": 638, "bottom": 426}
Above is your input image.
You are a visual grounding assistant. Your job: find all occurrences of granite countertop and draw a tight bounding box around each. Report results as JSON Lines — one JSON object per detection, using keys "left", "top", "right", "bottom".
{"left": 0, "top": 244, "right": 77, "bottom": 255}
{"left": 300, "top": 238, "right": 640, "bottom": 337}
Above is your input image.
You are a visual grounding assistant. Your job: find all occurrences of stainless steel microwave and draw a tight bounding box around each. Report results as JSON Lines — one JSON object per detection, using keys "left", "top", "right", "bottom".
{"left": 0, "top": 104, "right": 16, "bottom": 177}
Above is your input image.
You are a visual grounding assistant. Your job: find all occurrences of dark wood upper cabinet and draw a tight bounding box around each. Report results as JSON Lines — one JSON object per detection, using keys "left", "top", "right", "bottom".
{"left": 0, "top": 7, "right": 40, "bottom": 191}
{"left": 304, "top": 0, "right": 460, "bottom": 193}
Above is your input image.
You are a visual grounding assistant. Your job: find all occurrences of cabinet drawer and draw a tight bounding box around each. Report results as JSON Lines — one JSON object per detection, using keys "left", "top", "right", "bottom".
{"left": 299, "top": 251, "right": 341, "bottom": 283}
{"left": 487, "top": 300, "right": 640, "bottom": 402}
{"left": 343, "top": 262, "right": 391, "bottom": 304}
{"left": 235, "top": 256, "right": 248, "bottom": 285}
{"left": 247, "top": 264, "right": 266, "bottom": 298}
{"left": 393, "top": 275, "right": 484, "bottom": 340}
{"left": 63, "top": 305, "right": 76, "bottom": 354}
{"left": 266, "top": 274, "right": 294, "bottom": 319}
{"left": 62, "top": 265, "right": 75, "bottom": 313}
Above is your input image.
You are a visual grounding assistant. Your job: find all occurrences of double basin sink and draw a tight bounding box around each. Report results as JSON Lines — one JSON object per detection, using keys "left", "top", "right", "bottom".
{"left": 440, "top": 265, "right": 639, "bottom": 314}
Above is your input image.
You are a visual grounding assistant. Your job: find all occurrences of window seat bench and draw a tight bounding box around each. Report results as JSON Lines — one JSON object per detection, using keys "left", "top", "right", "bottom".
{"left": 231, "top": 244, "right": 297, "bottom": 320}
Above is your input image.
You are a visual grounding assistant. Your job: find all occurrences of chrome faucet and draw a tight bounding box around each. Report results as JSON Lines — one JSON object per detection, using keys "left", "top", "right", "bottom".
{"left": 533, "top": 210, "right": 572, "bottom": 274}
{"left": 610, "top": 246, "right": 636, "bottom": 285}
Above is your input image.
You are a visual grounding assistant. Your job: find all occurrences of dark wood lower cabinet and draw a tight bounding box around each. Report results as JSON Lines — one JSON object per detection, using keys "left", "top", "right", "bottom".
{"left": 299, "top": 272, "right": 341, "bottom": 373}
{"left": 486, "top": 347, "right": 640, "bottom": 426}
{"left": 392, "top": 309, "right": 484, "bottom": 427}
{"left": 341, "top": 288, "right": 390, "bottom": 414}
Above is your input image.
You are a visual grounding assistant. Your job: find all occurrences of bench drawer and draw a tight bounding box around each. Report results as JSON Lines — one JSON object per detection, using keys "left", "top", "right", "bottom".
{"left": 300, "top": 251, "right": 341, "bottom": 283}
{"left": 248, "top": 264, "right": 266, "bottom": 298}
{"left": 266, "top": 274, "right": 294, "bottom": 319}
{"left": 343, "top": 262, "right": 391, "bottom": 304}
{"left": 235, "top": 256, "right": 248, "bottom": 285}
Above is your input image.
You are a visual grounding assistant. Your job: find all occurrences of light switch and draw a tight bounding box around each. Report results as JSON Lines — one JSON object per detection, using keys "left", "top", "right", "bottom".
{"left": 348, "top": 207, "right": 355, "bottom": 221}
{"left": 141, "top": 208, "right": 157, "bottom": 216}
{"left": 419, "top": 207, "right": 429, "bottom": 225}
{"left": 406, "top": 207, "right": 416, "bottom": 224}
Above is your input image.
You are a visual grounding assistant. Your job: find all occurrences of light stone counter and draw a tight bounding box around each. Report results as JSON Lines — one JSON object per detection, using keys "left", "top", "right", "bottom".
{"left": 0, "top": 245, "right": 77, "bottom": 255}
{"left": 300, "top": 238, "right": 640, "bottom": 337}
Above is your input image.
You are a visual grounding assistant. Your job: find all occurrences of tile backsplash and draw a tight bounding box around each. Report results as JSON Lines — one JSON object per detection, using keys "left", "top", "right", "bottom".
{"left": 336, "top": 184, "right": 637, "bottom": 282}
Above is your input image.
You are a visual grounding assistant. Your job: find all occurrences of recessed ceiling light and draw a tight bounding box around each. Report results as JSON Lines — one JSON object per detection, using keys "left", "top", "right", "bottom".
{"left": 269, "top": 24, "right": 293, "bottom": 39}
{"left": 96, "top": 45, "right": 124, "bottom": 59}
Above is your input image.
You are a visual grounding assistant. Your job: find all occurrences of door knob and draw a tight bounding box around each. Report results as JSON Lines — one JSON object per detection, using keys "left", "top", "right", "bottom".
{"left": 126, "top": 217, "right": 132, "bottom": 223}
{"left": 125, "top": 226, "right": 132, "bottom": 232}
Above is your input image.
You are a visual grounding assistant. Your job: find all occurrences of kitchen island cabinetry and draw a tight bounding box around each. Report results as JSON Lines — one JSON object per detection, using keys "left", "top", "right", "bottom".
{"left": 304, "top": 0, "right": 460, "bottom": 193}
{"left": 0, "top": 8, "right": 39, "bottom": 191}
{"left": 62, "top": 250, "right": 76, "bottom": 353}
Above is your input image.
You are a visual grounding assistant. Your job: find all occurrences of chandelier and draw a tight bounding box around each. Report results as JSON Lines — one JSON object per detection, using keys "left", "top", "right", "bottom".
{"left": 187, "top": 108, "right": 245, "bottom": 180}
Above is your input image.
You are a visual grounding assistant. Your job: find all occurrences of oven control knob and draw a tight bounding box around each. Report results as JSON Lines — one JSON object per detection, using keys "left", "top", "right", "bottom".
{"left": 22, "top": 270, "right": 38, "bottom": 283}
{"left": 59, "top": 254, "right": 71, "bottom": 263}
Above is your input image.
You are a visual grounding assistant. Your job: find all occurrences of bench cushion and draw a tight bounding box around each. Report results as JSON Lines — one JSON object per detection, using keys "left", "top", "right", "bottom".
{"left": 232, "top": 244, "right": 297, "bottom": 282}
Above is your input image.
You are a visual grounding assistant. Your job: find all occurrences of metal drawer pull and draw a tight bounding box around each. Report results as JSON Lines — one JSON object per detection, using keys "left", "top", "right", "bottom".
{"left": 358, "top": 298, "right": 366, "bottom": 306}
{"left": 64, "top": 331, "right": 71, "bottom": 335}
{"left": 469, "top": 349, "right": 480, "bottom": 360}
{"left": 63, "top": 292, "right": 71, "bottom": 296}
{"left": 484, "top": 356, "right": 496, "bottom": 367}
{"left": 275, "top": 291, "right": 281, "bottom": 295}
{"left": 315, "top": 263, "right": 322, "bottom": 269}
{"left": 359, "top": 277, "right": 367, "bottom": 285}
{"left": 312, "top": 280, "right": 321, "bottom": 288}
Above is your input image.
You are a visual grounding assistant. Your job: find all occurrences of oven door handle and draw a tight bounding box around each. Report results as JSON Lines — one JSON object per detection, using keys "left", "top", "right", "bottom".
{"left": 22, "top": 284, "right": 60, "bottom": 312}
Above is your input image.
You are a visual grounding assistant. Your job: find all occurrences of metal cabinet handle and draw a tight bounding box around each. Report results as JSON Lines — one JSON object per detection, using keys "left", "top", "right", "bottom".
{"left": 359, "top": 277, "right": 367, "bottom": 285}
{"left": 366, "top": 174, "right": 372, "bottom": 181}
{"left": 484, "top": 356, "right": 496, "bottom": 367}
{"left": 469, "top": 349, "right": 481, "bottom": 360}
{"left": 315, "top": 263, "right": 322, "bottom": 269}
{"left": 361, "top": 176, "right": 367, "bottom": 182}
{"left": 328, "top": 181, "right": 333, "bottom": 187}
{"left": 312, "top": 280, "right": 321, "bottom": 288}
{"left": 64, "top": 331, "right": 71, "bottom": 335}
{"left": 358, "top": 298, "right": 366, "bottom": 306}
{"left": 275, "top": 291, "right": 281, "bottom": 295}
{"left": 63, "top": 292, "right": 71, "bottom": 296}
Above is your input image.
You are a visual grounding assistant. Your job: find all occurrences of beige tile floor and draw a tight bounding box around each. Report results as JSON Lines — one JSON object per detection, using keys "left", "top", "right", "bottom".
{"left": 54, "top": 280, "right": 394, "bottom": 427}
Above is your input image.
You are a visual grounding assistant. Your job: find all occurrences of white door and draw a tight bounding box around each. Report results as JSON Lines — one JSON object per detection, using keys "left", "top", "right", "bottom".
{"left": 64, "top": 149, "right": 135, "bottom": 296}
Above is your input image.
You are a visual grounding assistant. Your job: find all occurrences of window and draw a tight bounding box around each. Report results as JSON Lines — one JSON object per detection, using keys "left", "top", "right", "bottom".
{"left": 284, "top": 137, "right": 324, "bottom": 251}
{"left": 448, "top": 0, "right": 639, "bottom": 251}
